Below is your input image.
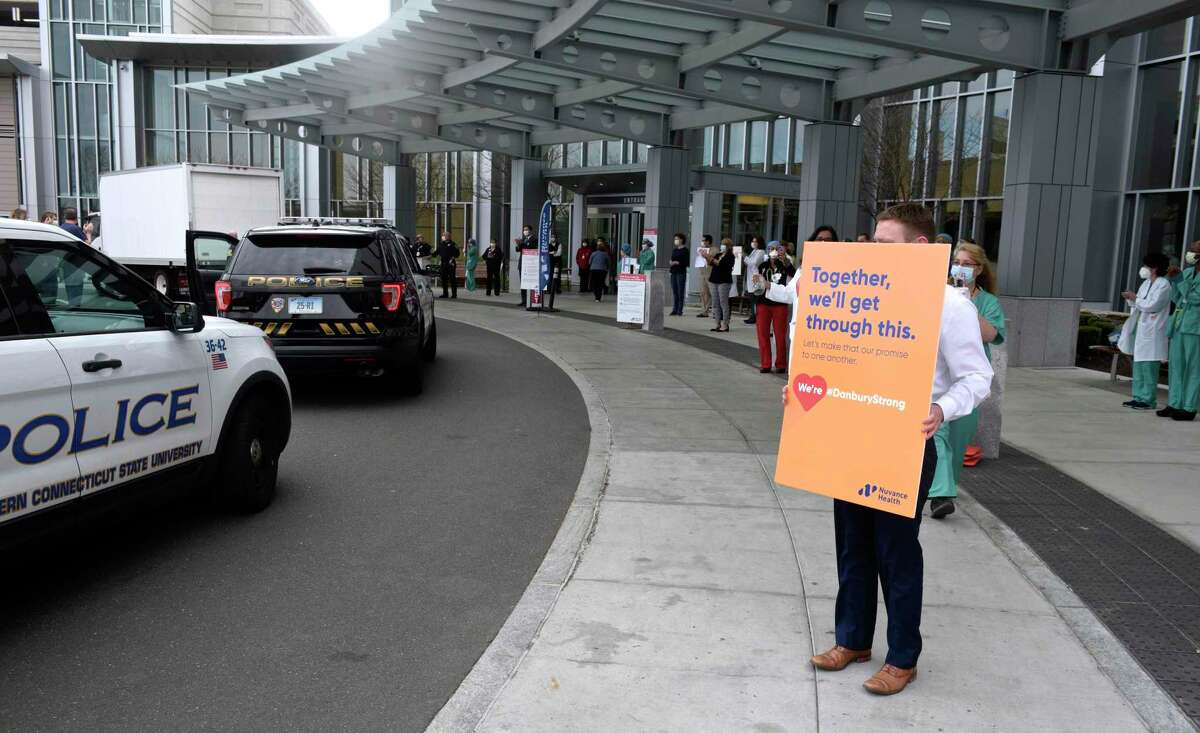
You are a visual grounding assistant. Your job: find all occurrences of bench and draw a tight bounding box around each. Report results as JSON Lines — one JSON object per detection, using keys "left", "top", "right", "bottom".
{"left": 1088, "top": 344, "right": 1130, "bottom": 383}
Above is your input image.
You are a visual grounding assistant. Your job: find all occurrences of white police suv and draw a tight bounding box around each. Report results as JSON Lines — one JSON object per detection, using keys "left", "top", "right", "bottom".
{"left": 0, "top": 218, "right": 291, "bottom": 541}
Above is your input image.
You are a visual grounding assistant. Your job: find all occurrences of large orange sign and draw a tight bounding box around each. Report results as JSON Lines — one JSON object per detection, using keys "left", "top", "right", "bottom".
{"left": 775, "top": 242, "right": 950, "bottom": 517}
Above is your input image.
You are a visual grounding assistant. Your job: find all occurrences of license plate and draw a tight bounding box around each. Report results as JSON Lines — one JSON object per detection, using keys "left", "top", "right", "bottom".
{"left": 288, "top": 296, "right": 323, "bottom": 314}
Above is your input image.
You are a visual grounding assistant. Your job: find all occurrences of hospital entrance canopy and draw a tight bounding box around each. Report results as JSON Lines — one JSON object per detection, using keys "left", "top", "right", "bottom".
{"left": 181, "top": 0, "right": 1193, "bottom": 164}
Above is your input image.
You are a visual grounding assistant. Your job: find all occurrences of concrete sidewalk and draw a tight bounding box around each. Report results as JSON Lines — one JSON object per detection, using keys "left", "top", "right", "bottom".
{"left": 428, "top": 298, "right": 1169, "bottom": 732}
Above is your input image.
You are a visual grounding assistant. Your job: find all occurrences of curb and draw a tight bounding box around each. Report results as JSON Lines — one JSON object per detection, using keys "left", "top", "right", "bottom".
{"left": 425, "top": 314, "right": 613, "bottom": 733}
{"left": 957, "top": 492, "right": 1195, "bottom": 732}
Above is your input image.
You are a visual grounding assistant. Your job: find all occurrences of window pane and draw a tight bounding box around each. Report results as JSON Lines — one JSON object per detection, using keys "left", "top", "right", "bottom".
{"left": 250, "top": 133, "right": 267, "bottom": 167}
{"left": 76, "top": 84, "right": 95, "bottom": 138}
{"left": 209, "top": 133, "right": 229, "bottom": 164}
{"left": 702, "top": 127, "right": 714, "bottom": 166}
{"left": 994, "top": 70, "right": 1015, "bottom": 88}
{"left": 942, "top": 200, "right": 961, "bottom": 241}
{"left": 748, "top": 120, "right": 767, "bottom": 169}
{"left": 770, "top": 120, "right": 788, "bottom": 173}
{"left": 1132, "top": 61, "right": 1183, "bottom": 189}
{"left": 458, "top": 152, "right": 473, "bottom": 200}
{"left": 148, "top": 67, "right": 173, "bottom": 129}
{"left": 51, "top": 23, "right": 71, "bottom": 79}
{"left": 187, "top": 70, "right": 207, "bottom": 129}
{"left": 188, "top": 131, "right": 207, "bottom": 163}
{"left": 606, "top": 140, "right": 622, "bottom": 165}
{"left": 566, "top": 142, "right": 582, "bottom": 168}
{"left": 79, "top": 139, "right": 97, "bottom": 196}
{"left": 1144, "top": 19, "right": 1187, "bottom": 61}
{"left": 586, "top": 140, "right": 603, "bottom": 167}
{"left": 146, "top": 130, "right": 174, "bottom": 165}
{"left": 96, "top": 85, "right": 110, "bottom": 140}
{"left": 966, "top": 73, "right": 987, "bottom": 93}
{"left": 1138, "top": 192, "right": 1188, "bottom": 266}
{"left": 727, "top": 122, "right": 744, "bottom": 167}
{"left": 960, "top": 95, "right": 984, "bottom": 197}
{"left": 230, "top": 132, "right": 249, "bottom": 166}
{"left": 793, "top": 120, "right": 807, "bottom": 166}
{"left": 986, "top": 91, "right": 1011, "bottom": 195}
{"left": 981, "top": 199, "right": 1003, "bottom": 264}
{"left": 7, "top": 241, "right": 157, "bottom": 334}
{"left": 932, "top": 99, "right": 955, "bottom": 197}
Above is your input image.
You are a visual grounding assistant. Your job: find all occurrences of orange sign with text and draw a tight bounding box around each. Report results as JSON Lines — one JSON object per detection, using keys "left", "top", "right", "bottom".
{"left": 775, "top": 242, "right": 950, "bottom": 517}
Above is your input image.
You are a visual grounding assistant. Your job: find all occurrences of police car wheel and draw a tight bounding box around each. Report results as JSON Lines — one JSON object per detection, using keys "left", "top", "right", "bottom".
{"left": 421, "top": 321, "right": 437, "bottom": 362}
{"left": 219, "top": 395, "right": 279, "bottom": 512}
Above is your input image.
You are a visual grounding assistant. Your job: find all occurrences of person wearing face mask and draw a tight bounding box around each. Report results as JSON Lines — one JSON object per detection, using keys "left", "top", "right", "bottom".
{"left": 742, "top": 236, "right": 767, "bottom": 325}
{"left": 514, "top": 224, "right": 535, "bottom": 307}
{"left": 750, "top": 242, "right": 796, "bottom": 372}
{"left": 669, "top": 233, "right": 689, "bottom": 316}
{"left": 589, "top": 242, "right": 611, "bottom": 302}
{"left": 483, "top": 239, "right": 504, "bottom": 296}
{"left": 1161, "top": 240, "right": 1200, "bottom": 421}
{"left": 707, "top": 238, "right": 736, "bottom": 332}
{"left": 638, "top": 238, "right": 655, "bottom": 273}
{"left": 1118, "top": 253, "right": 1172, "bottom": 410}
{"left": 575, "top": 238, "right": 593, "bottom": 294}
{"left": 928, "top": 242, "right": 1006, "bottom": 519}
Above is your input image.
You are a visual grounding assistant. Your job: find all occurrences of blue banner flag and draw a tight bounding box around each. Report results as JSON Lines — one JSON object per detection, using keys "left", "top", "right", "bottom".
{"left": 538, "top": 200, "right": 552, "bottom": 294}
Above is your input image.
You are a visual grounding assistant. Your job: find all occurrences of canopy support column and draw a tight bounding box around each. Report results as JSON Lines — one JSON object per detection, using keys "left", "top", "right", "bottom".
{"left": 796, "top": 121, "right": 863, "bottom": 254}
{"left": 383, "top": 162, "right": 416, "bottom": 236}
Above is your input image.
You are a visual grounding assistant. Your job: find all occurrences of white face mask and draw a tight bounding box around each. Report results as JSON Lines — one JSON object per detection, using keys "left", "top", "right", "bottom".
{"left": 674, "top": 240, "right": 683, "bottom": 247}
{"left": 719, "top": 244, "right": 727, "bottom": 253}
{"left": 768, "top": 250, "right": 779, "bottom": 259}
{"left": 950, "top": 264, "right": 976, "bottom": 284}
{"left": 1139, "top": 266, "right": 1152, "bottom": 280}
{"left": 1187, "top": 251, "right": 1199, "bottom": 265}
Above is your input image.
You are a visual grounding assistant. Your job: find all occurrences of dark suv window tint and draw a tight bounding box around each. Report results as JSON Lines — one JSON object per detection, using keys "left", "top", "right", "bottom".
{"left": 1, "top": 238, "right": 161, "bottom": 336}
{"left": 0, "top": 285, "right": 17, "bottom": 337}
{"left": 230, "top": 232, "right": 386, "bottom": 276}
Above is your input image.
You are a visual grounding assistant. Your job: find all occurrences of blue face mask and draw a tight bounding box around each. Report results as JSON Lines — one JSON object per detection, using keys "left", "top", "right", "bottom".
{"left": 950, "top": 264, "right": 975, "bottom": 284}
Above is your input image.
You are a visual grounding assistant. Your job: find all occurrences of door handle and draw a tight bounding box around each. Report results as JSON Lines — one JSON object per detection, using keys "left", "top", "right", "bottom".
{"left": 82, "top": 358, "right": 123, "bottom": 372}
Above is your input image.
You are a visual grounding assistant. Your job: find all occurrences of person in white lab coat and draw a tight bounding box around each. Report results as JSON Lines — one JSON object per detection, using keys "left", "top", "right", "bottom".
{"left": 1119, "top": 252, "right": 1172, "bottom": 409}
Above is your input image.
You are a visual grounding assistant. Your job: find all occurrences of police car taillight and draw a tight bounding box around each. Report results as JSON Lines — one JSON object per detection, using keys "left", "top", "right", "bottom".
{"left": 215, "top": 279, "right": 232, "bottom": 313}
{"left": 381, "top": 282, "right": 404, "bottom": 312}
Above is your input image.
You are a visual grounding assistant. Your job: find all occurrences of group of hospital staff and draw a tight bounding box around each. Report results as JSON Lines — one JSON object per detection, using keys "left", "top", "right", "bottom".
{"left": 1119, "top": 239, "right": 1200, "bottom": 422}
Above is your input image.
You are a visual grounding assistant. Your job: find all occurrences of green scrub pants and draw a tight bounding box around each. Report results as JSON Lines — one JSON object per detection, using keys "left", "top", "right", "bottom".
{"left": 1132, "top": 360, "right": 1161, "bottom": 406}
{"left": 930, "top": 409, "right": 979, "bottom": 499}
{"left": 1168, "top": 333, "right": 1200, "bottom": 412}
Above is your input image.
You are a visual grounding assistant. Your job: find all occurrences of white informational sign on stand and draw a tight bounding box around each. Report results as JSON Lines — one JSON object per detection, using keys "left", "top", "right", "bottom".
{"left": 732, "top": 249, "right": 743, "bottom": 277}
{"left": 620, "top": 256, "right": 638, "bottom": 274}
{"left": 616, "top": 273, "right": 647, "bottom": 324}
{"left": 643, "top": 227, "right": 657, "bottom": 250}
{"left": 520, "top": 249, "right": 540, "bottom": 291}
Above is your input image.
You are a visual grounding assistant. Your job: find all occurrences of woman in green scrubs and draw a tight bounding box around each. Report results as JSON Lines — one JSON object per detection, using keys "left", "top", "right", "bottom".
{"left": 1160, "top": 240, "right": 1200, "bottom": 421}
{"left": 464, "top": 239, "right": 479, "bottom": 291}
{"left": 930, "top": 242, "right": 1006, "bottom": 519}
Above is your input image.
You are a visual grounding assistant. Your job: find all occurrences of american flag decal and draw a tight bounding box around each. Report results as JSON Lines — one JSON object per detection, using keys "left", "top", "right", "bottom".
{"left": 211, "top": 352, "right": 228, "bottom": 370}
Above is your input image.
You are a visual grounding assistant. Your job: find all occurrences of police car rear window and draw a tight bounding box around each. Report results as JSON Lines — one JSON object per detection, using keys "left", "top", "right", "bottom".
{"left": 231, "top": 233, "right": 386, "bottom": 276}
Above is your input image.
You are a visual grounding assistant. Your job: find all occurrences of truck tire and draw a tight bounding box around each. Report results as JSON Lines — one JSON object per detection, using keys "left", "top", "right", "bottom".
{"left": 218, "top": 395, "right": 280, "bottom": 512}
{"left": 421, "top": 321, "right": 437, "bottom": 362}
{"left": 152, "top": 269, "right": 170, "bottom": 296}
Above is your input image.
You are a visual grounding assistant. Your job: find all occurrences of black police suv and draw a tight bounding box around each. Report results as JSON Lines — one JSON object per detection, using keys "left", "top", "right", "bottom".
{"left": 186, "top": 219, "right": 438, "bottom": 392}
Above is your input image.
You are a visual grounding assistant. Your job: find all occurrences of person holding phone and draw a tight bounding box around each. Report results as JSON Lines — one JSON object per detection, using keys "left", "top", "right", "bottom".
{"left": 750, "top": 242, "right": 794, "bottom": 372}
{"left": 707, "top": 238, "right": 735, "bottom": 332}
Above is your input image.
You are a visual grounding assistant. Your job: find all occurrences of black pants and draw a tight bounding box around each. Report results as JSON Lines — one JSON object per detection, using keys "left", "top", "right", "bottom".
{"left": 579, "top": 271, "right": 588, "bottom": 293}
{"left": 670, "top": 271, "right": 687, "bottom": 314}
{"left": 545, "top": 268, "right": 558, "bottom": 309}
{"left": 485, "top": 266, "right": 501, "bottom": 295}
{"left": 833, "top": 437, "right": 936, "bottom": 669}
{"left": 440, "top": 264, "right": 457, "bottom": 297}
{"left": 591, "top": 270, "right": 605, "bottom": 301}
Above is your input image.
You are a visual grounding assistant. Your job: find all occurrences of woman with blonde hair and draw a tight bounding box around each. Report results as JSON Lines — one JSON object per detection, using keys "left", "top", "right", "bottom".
{"left": 929, "top": 241, "right": 1006, "bottom": 518}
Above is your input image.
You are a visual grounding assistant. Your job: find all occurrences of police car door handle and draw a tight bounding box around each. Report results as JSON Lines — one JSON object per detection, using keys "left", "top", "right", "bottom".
{"left": 82, "top": 358, "right": 123, "bottom": 372}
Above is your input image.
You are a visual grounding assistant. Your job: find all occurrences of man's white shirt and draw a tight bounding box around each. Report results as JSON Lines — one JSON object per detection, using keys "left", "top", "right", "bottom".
{"left": 768, "top": 280, "right": 993, "bottom": 420}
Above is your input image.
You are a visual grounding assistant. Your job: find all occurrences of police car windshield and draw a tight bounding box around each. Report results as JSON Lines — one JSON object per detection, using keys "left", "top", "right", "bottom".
{"left": 231, "top": 232, "right": 386, "bottom": 276}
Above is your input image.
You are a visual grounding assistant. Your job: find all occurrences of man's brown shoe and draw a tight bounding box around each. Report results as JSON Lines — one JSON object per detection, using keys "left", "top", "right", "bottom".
{"left": 863, "top": 664, "right": 917, "bottom": 695}
{"left": 810, "top": 645, "right": 872, "bottom": 671}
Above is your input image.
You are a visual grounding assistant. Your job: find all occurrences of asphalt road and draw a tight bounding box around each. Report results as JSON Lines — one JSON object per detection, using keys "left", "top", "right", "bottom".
{"left": 0, "top": 318, "right": 589, "bottom": 731}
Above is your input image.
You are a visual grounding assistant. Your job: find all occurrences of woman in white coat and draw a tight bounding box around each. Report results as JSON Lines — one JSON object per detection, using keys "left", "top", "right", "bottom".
{"left": 1120, "top": 252, "right": 1172, "bottom": 410}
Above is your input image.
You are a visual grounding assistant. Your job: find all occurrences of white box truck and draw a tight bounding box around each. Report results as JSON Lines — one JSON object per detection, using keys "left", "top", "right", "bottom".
{"left": 96, "top": 163, "right": 283, "bottom": 297}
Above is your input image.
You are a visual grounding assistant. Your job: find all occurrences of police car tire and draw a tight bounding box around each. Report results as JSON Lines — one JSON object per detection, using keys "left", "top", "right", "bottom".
{"left": 421, "top": 321, "right": 438, "bottom": 362}
{"left": 218, "top": 395, "right": 279, "bottom": 512}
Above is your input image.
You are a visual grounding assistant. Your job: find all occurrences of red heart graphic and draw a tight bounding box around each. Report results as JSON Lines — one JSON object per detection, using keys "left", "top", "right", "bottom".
{"left": 791, "top": 374, "right": 827, "bottom": 411}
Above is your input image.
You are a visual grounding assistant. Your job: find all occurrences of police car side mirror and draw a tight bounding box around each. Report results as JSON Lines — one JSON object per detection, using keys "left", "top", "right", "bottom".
{"left": 421, "top": 266, "right": 441, "bottom": 278}
{"left": 168, "top": 301, "right": 205, "bottom": 334}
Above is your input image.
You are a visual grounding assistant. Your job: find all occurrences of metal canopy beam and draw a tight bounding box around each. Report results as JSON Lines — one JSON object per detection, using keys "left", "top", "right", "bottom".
{"left": 468, "top": 27, "right": 829, "bottom": 121}
{"left": 1062, "top": 0, "right": 1198, "bottom": 41}
{"left": 648, "top": 0, "right": 1059, "bottom": 70}
{"left": 835, "top": 57, "right": 982, "bottom": 101}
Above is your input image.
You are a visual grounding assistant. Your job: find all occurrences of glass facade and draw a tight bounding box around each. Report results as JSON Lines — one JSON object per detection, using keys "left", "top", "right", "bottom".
{"left": 873, "top": 72, "right": 1013, "bottom": 262}
{"left": 48, "top": 0, "right": 163, "bottom": 215}
{"left": 413, "top": 151, "right": 476, "bottom": 245}
{"left": 1126, "top": 16, "right": 1200, "bottom": 272}
{"left": 142, "top": 65, "right": 310, "bottom": 215}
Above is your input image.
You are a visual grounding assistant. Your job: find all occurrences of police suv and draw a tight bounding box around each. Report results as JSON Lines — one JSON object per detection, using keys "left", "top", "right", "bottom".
{"left": 187, "top": 219, "right": 437, "bottom": 392}
{"left": 0, "top": 218, "right": 291, "bottom": 540}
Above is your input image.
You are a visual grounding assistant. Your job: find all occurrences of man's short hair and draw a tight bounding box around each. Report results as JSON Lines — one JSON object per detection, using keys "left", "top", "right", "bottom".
{"left": 62, "top": 207, "right": 78, "bottom": 221}
{"left": 701, "top": 234, "right": 713, "bottom": 244}
{"left": 876, "top": 203, "right": 934, "bottom": 241}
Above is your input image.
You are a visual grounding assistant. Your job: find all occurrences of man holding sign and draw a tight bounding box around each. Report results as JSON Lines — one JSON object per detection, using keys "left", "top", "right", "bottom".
{"left": 777, "top": 203, "right": 992, "bottom": 695}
